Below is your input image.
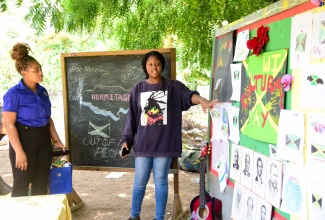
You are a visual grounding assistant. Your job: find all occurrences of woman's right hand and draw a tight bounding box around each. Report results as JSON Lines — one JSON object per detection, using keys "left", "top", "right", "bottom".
{"left": 120, "top": 142, "right": 130, "bottom": 158}
{"left": 15, "top": 150, "right": 28, "bottom": 171}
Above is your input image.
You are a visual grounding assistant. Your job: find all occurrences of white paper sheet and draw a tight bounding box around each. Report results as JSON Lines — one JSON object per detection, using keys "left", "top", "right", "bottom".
{"left": 227, "top": 106, "right": 240, "bottom": 144}
{"left": 290, "top": 11, "right": 313, "bottom": 69}
{"left": 256, "top": 196, "right": 272, "bottom": 220}
{"left": 252, "top": 152, "right": 267, "bottom": 199}
{"left": 243, "top": 189, "right": 258, "bottom": 220}
{"left": 307, "top": 113, "right": 325, "bottom": 169}
{"left": 307, "top": 168, "right": 325, "bottom": 220}
{"left": 276, "top": 109, "right": 305, "bottom": 165}
{"left": 233, "top": 29, "right": 250, "bottom": 62}
{"left": 231, "top": 182, "right": 246, "bottom": 220}
{"left": 280, "top": 162, "right": 307, "bottom": 219}
{"left": 300, "top": 63, "right": 325, "bottom": 109}
{"left": 311, "top": 10, "right": 325, "bottom": 59}
{"left": 211, "top": 138, "right": 230, "bottom": 193}
{"left": 265, "top": 157, "right": 282, "bottom": 209}
{"left": 230, "top": 63, "right": 243, "bottom": 101}
{"left": 240, "top": 147, "right": 254, "bottom": 190}
{"left": 230, "top": 144, "right": 242, "bottom": 182}
{"left": 210, "top": 104, "right": 229, "bottom": 142}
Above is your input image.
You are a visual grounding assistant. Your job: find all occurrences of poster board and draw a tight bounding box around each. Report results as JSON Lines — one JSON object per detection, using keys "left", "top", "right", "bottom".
{"left": 207, "top": 1, "right": 322, "bottom": 219}
{"left": 61, "top": 48, "right": 176, "bottom": 171}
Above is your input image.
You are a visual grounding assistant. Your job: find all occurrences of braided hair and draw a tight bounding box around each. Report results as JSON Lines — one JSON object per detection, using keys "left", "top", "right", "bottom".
{"left": 10, "top": 42, "right": 38, "bottom": 74}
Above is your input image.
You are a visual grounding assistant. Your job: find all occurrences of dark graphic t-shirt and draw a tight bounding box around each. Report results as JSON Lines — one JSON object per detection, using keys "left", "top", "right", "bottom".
{"left": 120, "top": 79, "right": 199, "bottom": 157}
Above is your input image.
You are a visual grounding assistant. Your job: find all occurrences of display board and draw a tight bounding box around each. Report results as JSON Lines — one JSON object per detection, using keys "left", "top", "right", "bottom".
{"left": 207, "top": 1, "right": 322, "bottom": 219}
{"left": 61, "top": 48, "right": 176, "bottom": 169}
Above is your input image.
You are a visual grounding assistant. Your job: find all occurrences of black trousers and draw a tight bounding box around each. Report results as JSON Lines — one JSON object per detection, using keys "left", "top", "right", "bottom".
{"left": 9, "top": 123, "right": 52, "bottom": 197}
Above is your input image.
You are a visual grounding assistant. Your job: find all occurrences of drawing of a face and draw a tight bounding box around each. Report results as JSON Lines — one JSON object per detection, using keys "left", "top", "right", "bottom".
{"left": 236, "top": 189, "right": 242, "bottom": 208}
{"left": 257, "top": 158, "right": 263, "bottom": 176}
{"left": 234, "top": 150, "right": 239, "bottom": 163}
{"left": 245, "top": 154, "right": 250, "bottom": 171}
{"left": 247, "top": 197, "right": 253, "bottom": 217}
{"left": 260, "top": 205, "right": 266, "bottom": 220}
{"left": 270, "top": 163, "right": 278, "bottom": 189}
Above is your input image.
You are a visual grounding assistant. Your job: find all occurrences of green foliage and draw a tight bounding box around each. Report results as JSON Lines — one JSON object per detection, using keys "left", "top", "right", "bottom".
{"left": 1, "top": 0, "right": 278, "bottom": 88}
{"left": 24, "top": 0, "right": 64, "bottom": 35}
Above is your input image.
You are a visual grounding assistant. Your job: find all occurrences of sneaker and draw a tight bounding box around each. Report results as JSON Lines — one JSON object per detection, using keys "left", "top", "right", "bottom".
{"left": 128, "top": 217, "right": 141, "bottom": 220}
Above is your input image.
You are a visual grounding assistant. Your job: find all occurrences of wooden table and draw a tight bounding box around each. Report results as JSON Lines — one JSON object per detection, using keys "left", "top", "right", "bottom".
{"left": 0, "top": 194, "right": 72, "bottom": 220}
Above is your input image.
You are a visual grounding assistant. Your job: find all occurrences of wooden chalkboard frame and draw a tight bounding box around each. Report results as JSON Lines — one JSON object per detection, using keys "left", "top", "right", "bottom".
{"left": 61, "top": 48, "right": 187, "bottom": 218}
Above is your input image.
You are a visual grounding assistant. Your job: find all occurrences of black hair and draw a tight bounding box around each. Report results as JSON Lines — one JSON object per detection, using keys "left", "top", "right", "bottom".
{"left": 141, "top": 51, "right": 166, "bottom": 79}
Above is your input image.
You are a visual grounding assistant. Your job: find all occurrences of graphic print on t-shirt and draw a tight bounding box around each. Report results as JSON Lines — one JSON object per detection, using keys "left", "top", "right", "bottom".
{"left": 140, "top": 91, "right": 167, "bottom": 126}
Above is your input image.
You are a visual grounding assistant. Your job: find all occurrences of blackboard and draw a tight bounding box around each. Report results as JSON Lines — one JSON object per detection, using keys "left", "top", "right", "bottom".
{"left": 211, "top": 31, "right": 234, "bottom": 102}
{"left": 61, "top": 48, "right": 176, "bottom": 169}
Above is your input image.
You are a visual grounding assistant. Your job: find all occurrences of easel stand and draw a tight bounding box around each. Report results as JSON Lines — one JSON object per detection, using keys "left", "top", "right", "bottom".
{"left": 66, "top": 188, "right": 85, "bottom": 211}
{"left": 0, "top": 175, "right": 12, "bottom": 195}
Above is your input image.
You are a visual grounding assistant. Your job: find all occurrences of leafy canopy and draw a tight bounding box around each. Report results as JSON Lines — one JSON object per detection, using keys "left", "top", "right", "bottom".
{"left": 1, "top": 0, "right": 277, "bottom": 85}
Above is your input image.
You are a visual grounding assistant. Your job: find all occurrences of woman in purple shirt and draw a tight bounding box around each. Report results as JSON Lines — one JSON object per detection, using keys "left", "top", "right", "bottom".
{"left": 2, "top": 42, "right": 65, "bottom": 197}
{"left": 120, "top": 51, "right": 218, "bottom": 220}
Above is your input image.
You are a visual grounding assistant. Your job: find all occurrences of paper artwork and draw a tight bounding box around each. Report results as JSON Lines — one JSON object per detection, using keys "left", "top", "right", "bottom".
{"left": 216, "top": 150, "right": 228, "bottom": 192}
{"left": 280, "top": 162, "right": 307, "bottom": 219}
{"left": 307, "top": 168, "right": 325, "bottom": 220}
{"left": 212, "top": 32, "right": 234, "bottom": 102}
{"left": 311, "top": 9, "right": 325, "bottom": 59}
{"left": 265, "top": 157, "right": 282, "bottom": 209}
{"left": 290, "top": 11, "right": 313, "bottom": 69}
{"left": 240, "top": 147, "right": 254, "bottom": 190}
{"left": 252, "top": 152, "right": 267, "bottom": 199}
{"left": 230, "top": 63, "right": 243, "bottom": 102}
{"left": 231, "top": 182, "right": 246, "bottom": 220}
{"left": 307, "top": 113, "right": 325, "bottom": 169}
{"left": 300, "top": 63, "right": 325, "bottom": 109}
{"left": 269, "top": 144, "right": 277, "bottom": 159}
{"left": 210, "top": 104, "right": 229, "bottom": 142}
{"left": 256, "top": 197, "right": 272, "bottom": 220}
{"left": 227, "top": 106, "right": 240, "bottom": 144}
{"left": 230, "top": 144, "right": 242, "bottom": 182}
{"left": 233, "top": 29, "right": 250, "bottom": 62}
{"left": 210, "top": 138, "right": 229, "bottom": 191}
{"left": 243, "top": 189, "right": 258, "bottom": 220}
{"left": 276, "top": 109, "right": 305, "bottom": 165}
{"left": 240, "top": 49, "right": 287, "bottom": 144}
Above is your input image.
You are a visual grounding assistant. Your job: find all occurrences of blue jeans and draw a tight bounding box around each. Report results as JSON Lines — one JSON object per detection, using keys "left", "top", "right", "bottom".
{"left": 131, "top": 157, "right": 172, "bottom": 220}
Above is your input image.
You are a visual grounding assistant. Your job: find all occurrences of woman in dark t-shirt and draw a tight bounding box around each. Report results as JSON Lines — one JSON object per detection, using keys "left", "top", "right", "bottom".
{"left": 120, "top": 51, "right": 218, "bottom": 220}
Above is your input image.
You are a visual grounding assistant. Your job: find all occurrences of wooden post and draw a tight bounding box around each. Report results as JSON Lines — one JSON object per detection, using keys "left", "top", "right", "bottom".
{"left": 171, "top": 158, "right": 184, "bottom": 220}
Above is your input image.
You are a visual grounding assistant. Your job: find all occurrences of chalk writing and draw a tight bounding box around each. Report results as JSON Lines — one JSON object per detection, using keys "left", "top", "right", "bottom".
{"left": 91, "top": 93, "right": 130, "bottom": 101}
{"left": 121, "top": 65, "right": 142, "bottom": 82}
{"left": 70, "top": 65, "right": 105, "bottom": 73}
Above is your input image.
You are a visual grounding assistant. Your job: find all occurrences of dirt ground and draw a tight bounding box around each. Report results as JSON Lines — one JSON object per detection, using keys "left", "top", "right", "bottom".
{"left": 0, "top": 140, "right": 200, "bottom": 220}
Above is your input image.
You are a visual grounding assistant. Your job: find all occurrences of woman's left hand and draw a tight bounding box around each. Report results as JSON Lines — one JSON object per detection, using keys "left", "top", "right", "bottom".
{"left": 53, "top": 140, "right": 66, "bottom": 151}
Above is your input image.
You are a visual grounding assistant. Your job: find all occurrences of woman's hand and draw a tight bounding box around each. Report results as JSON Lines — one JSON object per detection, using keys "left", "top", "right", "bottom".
{"left": 53, "top": 140, "right": 66, "bottom": 151}
{"left": 191, "top": 94, "right": 218, "bottom": 113}
{"left": 120, "top": 142, "right": 130, "bottom": 158}
{"left": 200, "top": 98, "right": 218, "bottom": 113}
{"left": 15, "top": 150, "right": 28, "bottom": 171}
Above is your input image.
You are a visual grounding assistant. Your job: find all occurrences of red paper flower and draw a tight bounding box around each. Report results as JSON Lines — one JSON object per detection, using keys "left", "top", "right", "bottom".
{"left": 247, "top": 25, "right": 270, "bottom": 56}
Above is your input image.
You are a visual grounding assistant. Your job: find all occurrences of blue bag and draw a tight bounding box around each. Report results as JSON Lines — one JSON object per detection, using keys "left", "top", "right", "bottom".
{"left": 49, "top": 164, "right": 72, "bottom": 194}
